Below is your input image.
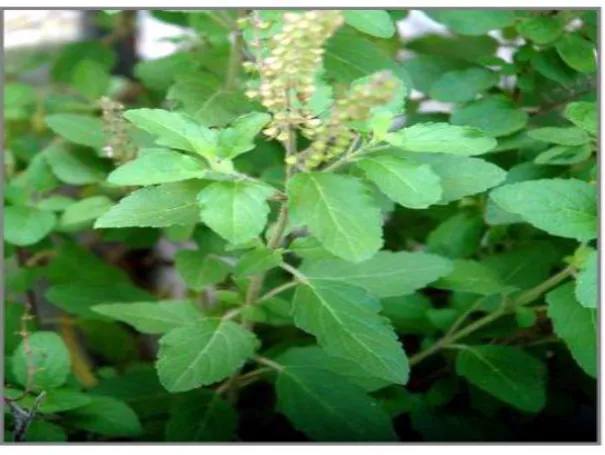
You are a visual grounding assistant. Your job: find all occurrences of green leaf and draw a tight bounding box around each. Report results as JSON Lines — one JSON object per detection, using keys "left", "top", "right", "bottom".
{"left": 451, "top": 96, "right": 528, "bottom": 137}
{"left": 434, "top": 259, "right": 514, "bottom": 296}
{"left": 575, "top": 250, "right": 597, "bottom": 309}
{"left": 534, "top": 144, "right": 592, "bottom": 166}
{"left": 482, "top": 243, "right": 559, "bottom": 290}
{"left": 107, "top": 148, "right": 207, "bottom": 186}
{"left": 415, "top": 154, "right": 507, "bottom": 203}
{"left": 44, "top": 144, "right": 109, "bottom": 185}
{"left": 156, "top": 318, "right": 259, "bottom": 392}
{"left": 165, "top": 390, "right": 237, "bottom": 441}
{"left": 51, "top": 41, "right": 115, "bottom": 84}
{"left": 47, "top": 242, "right": 131, "bottom": 285}
{"left": 517, "top": 16, "right": 564, "bottom": 44}
{"left": 92, "top": 301, "right": 204, "bottom": 334}
{"left": 556, "top": 34, "right": 596, "bottom": 73}
{"left": 37, "top": 195, "right": 76, "bottom": 212}
{"left": 564, "top": 101, "right": 597, "bottom": 136}
{"left": 401, "top": 54, "right": 468, "bottom": 94}
{"left": 216, "top": 112, "right": 272, "bottom": 159}
{"left": 46, "top": 282, "right": 154, "bottom": 319}
{"left": 123, "top": 108, "right": 217, "bottom": 158}
{"left": 276, "top": 346, "right": 390, "bottom": 392}
{"left": 12, "top": 332, "right": 71, "bottom": 390}
{"left": 490, "top": 179, "right": 597, "bottom": 241}
{"left": 324, "top": 28, "right": 404, "bottom": 84}
{"left": 235, "top": 247, "right": 283, "bottom": 277}
{"left": 4, "top": 206, "right": 56, "bottom": 246}
{"left": 63, "top": 396, "right": 142, "bottom": 437}
{"left": 6, "top": 389, "right": 92, "bottom": 414}
{"left": 174, "top": 250, "right": 231, "bottom": 290}
{"left": 288, "top": 173, "right": 383, "bottom": 263}
{"left": 547, "top": 283, "right": 597, "bottom": 377}
{"left": 427, "top": 212, "right": 484, "bottom": 259}
{"left": 455, "top": 345, "right": 547, "bottom": 412}
{"left": 45, "top": 114, "right": 106, "bottom": 149}
{"left": 24, "top": 421, "right": 67, "bottom": 442}
{"left": 197, "top": 180, "right": 275, "bottom": 245}
{"left": 301, "top": 251, "right": 453, "bottom": 298}
{"left": 425, "top": 10, "right": 516, "bottom": 36}
{"left": 241, "top": 297, "right": 292, "bottom": 326}
{"left": 343, "top": 10, "right": 396, "bottom": 38}
{"left": 276, "top": 366, "right": 398, "bottom": 441}
{"left": 60, "top": 196, "right": 113, "bottom": 229}
{"left": 72, "top": 59, "right": 110, "bottom": 99}
{"left": 135, "top": 52, "right": 200, "bottom": 92}
{"left": 356, "top": 154, "right": 442, "bottom": 209}
{"left": 289, "top": 237, "right": 337, "bottom": 262}
{"left": 386, "top": 122, "right": 497, "bottom": 156}
{"left": 292, "top": 280, "right": 409, "bottom": 384}
{"left": 429, "top": 67, "right": 499, "bottom": 103}
{"left": 381, "top": 293, "right": 434, "bottom": 335}
{"left": 406, "top": 34, "right": 499, "bottom": 63}
{"left": 95, "top": 181, "right": 205, "bottom": 228}
{"left": 168, "top": 73, "right": 260, "bottom": 127}
{"left": 528, "top": 127, "right": 590, "bottom": 146}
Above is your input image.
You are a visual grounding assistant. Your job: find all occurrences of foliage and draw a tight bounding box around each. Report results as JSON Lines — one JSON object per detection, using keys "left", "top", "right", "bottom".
{"left": 3, "top": 9, "right": 597, "bottom": 443}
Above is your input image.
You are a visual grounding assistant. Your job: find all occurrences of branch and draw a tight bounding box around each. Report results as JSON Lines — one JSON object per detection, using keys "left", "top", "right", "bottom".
{"left": 409, "top": 266, "right": 575, "bottom": 366}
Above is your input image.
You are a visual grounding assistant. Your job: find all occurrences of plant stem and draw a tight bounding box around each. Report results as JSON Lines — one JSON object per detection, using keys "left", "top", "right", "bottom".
{"left": 279, "top": 262, "right": 309, "bottom": 284}
{"left": 258, "top": 280, "right": 298, "bottom": 302}
{"left": 409, "top": 266, "right": 575, "bottom": 366}
{"left": 255, "top": 356, "right": 284, "bottom": 371}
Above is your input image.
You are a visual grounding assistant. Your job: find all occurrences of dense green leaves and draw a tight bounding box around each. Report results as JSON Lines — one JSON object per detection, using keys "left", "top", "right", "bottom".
{"left": 12, "top": 332, "right": 71, "bottom": 390}
{"left": 197, "top": 180, "right": 275, "bottom": 245}
{"left": 165, "top": 390, "right": 237, "bottom": 441}
{"left": 107, "top": 148, "right": 207, "bottom": 186}
{"left": 490, "top": 179, "right": 597, "bottom": 241}
{"left": 4, "top": 206, "right": 56, "bottom": 246}
{"left": 456, "top": 345, "right": 547, "bottom": 412}
{"left": 301, "top": 251, "right": 453, "bottom": 298}
{"left": 343, "top": 10, "right": 396, "bottom": 38}
{"left": 95, "top": 181, "right": 205, "bottom": 228}
{"left": 92, "top": 301, "right": 204, "bottom": 334}
{"left": 64, "top": 397, "right": 142, "bottom": 437}
{"left": 547, "top": 283, "right": 597, "bottom": 377}
{"left": 356, "top": 154, "right": 442, "bottom": 208}
{"left": 288, "top": 173, "right": 383, "bottom": 263}
{"left": 276, "top": 366, "right": 398, "bottom": 441}
{"left": 292, "top": 280, "right": 408, "bottom": 384}
{"left": 156, "top": 318, "right": 259, "bottom": 392}
{"left": 387, "top": 122, "right": 497, "bottom": 156}
{"left": 425, "top": 10, "right": 516, "bottom": 35}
